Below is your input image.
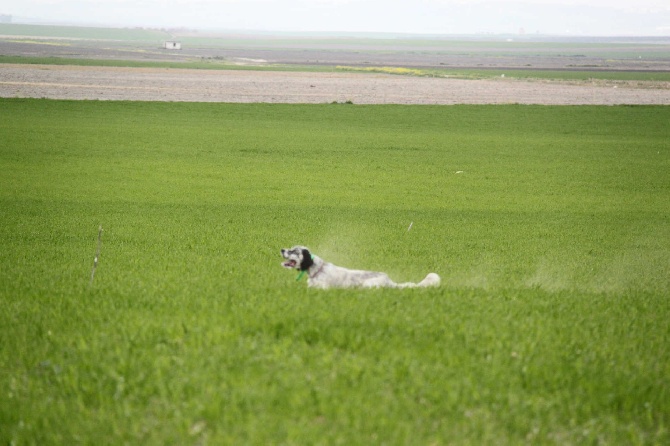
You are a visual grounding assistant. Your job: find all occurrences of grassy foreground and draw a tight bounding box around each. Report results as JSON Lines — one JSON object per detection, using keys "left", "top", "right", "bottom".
{"left": 1, "top": 99, "right": 668, "bottom": 444}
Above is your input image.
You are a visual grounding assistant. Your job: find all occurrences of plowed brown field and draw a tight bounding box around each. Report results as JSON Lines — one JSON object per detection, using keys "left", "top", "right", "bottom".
{"left": 2, "top": 64, "right": 669, "bottom": 104}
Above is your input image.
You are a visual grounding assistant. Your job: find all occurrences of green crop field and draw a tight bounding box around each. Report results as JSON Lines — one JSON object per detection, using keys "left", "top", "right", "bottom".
{"left": 0, "top": 23, "right": 170, "bottom": 41}
{"left": 336, "top": 65, "right": 670, "bottom": 82}
{"left": 1, "top": 99, "right": 669, "bottom": 444}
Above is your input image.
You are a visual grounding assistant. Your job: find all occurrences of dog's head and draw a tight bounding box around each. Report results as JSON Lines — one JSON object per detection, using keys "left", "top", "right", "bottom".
{"left": 280, "top": 246, "right": 314, "bottom": 271}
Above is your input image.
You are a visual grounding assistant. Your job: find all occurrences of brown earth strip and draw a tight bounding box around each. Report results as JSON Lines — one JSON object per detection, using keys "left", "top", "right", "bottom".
{"left": 1, "top": 64, "right": 669, "bottom": 105}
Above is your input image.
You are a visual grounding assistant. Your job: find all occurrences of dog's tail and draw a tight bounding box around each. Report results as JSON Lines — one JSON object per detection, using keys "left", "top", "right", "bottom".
{"left": 396, "top": 273, "right": 441, "bottom": 288}
{"left": 419, "top": 273, "right": 441, "bottom": 287}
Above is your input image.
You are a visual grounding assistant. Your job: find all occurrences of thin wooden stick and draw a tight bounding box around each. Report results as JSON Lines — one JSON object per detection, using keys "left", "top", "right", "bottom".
{"left": 90, "top": 225, "right": 103, "bottom": 285}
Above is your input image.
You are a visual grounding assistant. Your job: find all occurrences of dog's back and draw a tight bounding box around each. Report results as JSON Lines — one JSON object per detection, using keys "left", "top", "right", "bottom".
{"left": 310, "top": 262, "right": 396, "bottom": 289}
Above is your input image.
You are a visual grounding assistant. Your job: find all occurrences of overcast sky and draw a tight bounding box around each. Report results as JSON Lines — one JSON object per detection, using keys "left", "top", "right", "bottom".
{"left": 2, "top": 0, "right": 669, "bottom": 35}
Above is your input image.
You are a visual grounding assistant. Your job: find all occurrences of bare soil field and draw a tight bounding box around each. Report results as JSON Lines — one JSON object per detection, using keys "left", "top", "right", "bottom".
{"left": 2, "top": 63, "right": 669, "bottom": 104}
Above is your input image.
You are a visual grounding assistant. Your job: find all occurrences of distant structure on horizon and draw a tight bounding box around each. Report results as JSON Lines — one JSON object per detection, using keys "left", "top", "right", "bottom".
{"left": 0, "top": 14, "right": 12, "bottom": 23}
{"left": 164, "top": 41, "right": 182, "bottom": 50}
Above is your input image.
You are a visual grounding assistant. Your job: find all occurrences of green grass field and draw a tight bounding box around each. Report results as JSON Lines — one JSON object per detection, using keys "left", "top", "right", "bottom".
{"left": 336, "top": 65, "right": 670, "bottom": 82}
{"left": 0, "top": 23, "right": 171, "bottom": 41}
{"left": 3, "top": 54, "right": 670, "bottom": 81}
{"left": 1, "top": 99, "right": 669, "bottom": 444}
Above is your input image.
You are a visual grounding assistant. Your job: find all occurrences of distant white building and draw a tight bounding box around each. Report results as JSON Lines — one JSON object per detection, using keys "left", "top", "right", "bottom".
{"left": 164, "top": 41, "right": 182, "bottom": 50}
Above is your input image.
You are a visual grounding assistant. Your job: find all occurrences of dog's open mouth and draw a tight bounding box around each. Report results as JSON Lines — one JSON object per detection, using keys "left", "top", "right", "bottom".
{"left": 282, "top": 260, "right": 297, "bottom": 268}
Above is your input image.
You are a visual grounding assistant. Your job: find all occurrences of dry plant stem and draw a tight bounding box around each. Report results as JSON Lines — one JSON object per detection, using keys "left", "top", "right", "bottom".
{"left": 90, "top": 225, "right": 102, "bottom": 285}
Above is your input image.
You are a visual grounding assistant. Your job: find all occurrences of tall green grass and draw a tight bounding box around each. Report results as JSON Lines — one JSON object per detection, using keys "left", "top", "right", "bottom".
{"left": 1, "top": 99, "right": 668, "bottom": 444}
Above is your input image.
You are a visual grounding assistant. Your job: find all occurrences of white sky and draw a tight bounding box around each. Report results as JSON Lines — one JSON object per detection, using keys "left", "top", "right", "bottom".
{"left": 2, "top": 0, "right": 669, "bottom": 35}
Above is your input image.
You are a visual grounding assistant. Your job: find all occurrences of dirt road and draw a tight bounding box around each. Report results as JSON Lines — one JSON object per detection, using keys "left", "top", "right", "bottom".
{"left": 1, "top": 64, "right": 669, "bottom": 105}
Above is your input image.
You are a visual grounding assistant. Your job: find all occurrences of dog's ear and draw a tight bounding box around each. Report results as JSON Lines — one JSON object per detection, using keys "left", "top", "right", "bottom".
{"left": 300, "top": 249, "right": 314, "bottom": 271}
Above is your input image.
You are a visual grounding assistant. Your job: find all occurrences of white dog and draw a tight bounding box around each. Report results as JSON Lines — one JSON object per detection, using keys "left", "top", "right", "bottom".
{"left": 281, "top": 245, "right": 440, "bottom": 289}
